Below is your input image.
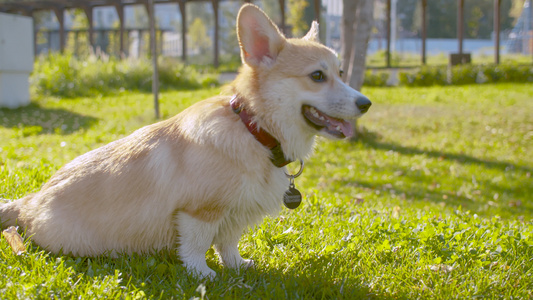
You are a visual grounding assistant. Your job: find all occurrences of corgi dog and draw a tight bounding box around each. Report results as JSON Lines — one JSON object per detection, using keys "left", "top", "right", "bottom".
{"left": 0, "top": 4, "right": 371, "bottom": 278}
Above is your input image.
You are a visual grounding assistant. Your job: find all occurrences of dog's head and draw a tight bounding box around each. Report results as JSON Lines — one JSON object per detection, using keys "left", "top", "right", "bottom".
{"left": 233, "top": 4, "right": 371, "bottom": 157}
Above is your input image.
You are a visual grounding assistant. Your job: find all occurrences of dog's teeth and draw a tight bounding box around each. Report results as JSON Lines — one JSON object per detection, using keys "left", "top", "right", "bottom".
{"left": 319, "top": 116, "right": 325, "bottom": 121}
{"left": 336, "top": 126, "right": 341, "bottom": 131}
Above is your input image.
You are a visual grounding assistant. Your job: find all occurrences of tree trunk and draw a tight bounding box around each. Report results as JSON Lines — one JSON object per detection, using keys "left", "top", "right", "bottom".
{"left": 347, "top": 0, "right": 374, "bottom": 90}
{"left": 341, "top": 0, "right": 374, "bottom": 138}
{"left": 341, "top": 0, "right": 358, "bottom": 82}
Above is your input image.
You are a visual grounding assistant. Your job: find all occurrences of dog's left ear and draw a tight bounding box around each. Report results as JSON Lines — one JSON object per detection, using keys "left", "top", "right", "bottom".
{"left": 302, "top": 21, "right": 319, "bottom": 42}
{"left": 237, "top": 4, "right": 285, "bottom": 68}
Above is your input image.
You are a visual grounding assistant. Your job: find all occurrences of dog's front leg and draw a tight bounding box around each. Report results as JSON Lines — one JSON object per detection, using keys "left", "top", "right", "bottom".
{"left": 175, "top": 211, "right": 218, "bottom": 278}
{"left": 213, "top": 225, "right": 254, "bottom": 271}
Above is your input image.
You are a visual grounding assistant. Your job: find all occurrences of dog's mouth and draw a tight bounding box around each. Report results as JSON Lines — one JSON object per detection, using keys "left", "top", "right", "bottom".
{"left": 302, "top": 105, "right": 353, "bottom": 139}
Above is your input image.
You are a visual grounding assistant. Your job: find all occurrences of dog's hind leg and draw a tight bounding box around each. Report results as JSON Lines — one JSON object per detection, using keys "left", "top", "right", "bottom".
{"left": 0, "top": 197, "right": 23, "bottom": 229}
{"left": 175, "top": 211, "right": 219, "bottom": 278}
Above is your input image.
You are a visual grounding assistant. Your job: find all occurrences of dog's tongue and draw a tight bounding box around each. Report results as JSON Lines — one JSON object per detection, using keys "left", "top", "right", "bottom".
{"left": 327, "top": 117, "right": 354, "bottom": 138}
{"left": 303, "top": 105, "right": 354, "bottom": 139}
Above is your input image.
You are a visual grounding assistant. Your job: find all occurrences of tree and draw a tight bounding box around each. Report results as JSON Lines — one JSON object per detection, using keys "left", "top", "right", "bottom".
{"left": 341, "top": 0, "right": 374, "bottom": 91}
{"left": 220, "top": 4, "right": 239, "bottom": 56}
{"left": 186, "top": 2, "right": 212, "bottom": 30}
{"left": 287, "top": 0, "right": 310, "bottom": 37}
{"left": 189, "top": 17, "right": 211, "bottom": 55}
{"left": 65, "top": 9, "right": 91, "bottom": 57}
{"left": 341, "top": 0, "right": 374, "bottom": 137}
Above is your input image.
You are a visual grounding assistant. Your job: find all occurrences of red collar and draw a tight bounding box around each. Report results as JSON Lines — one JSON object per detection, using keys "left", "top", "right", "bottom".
{"left": 230, "top": 95, "right": 292, "bottom": 168}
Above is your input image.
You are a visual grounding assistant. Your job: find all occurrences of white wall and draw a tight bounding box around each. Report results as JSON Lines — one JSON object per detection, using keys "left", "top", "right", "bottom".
{"left": 0, "top": 12, "right": 34, "bottom": 108}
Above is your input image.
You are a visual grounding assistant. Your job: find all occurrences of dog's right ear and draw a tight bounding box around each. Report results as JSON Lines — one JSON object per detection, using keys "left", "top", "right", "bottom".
{"left": 237, "top": 4, "right": 285, "bottom": 68}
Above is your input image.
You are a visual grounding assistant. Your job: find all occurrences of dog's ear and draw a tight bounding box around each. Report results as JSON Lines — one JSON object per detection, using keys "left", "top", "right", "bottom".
{"left": 237, "top": 4, "right": 285, "bottom": 67}
{"left": 303, "top": 21, "right": 319, "bottom": 42}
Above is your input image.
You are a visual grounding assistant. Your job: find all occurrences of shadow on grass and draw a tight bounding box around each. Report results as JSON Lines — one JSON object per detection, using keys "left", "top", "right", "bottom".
{"left": 355, "top": 127, "right": 532, "bottom": 174}
{"left": 0, "top": 103, "right": 98, "bottom": 135}
{"left": 350, "top": 127, "right": 532, "bottom": 218}
{"left": 53, "top": 251, "right": 396, "bottom": 299}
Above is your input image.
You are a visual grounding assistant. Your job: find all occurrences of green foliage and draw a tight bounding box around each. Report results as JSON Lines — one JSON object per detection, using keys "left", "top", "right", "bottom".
{"left": 215, "top": 54, "right": 242, "bottom": 73}
{"left": 64, "top": 9, "right": 91, "bottom": 57}
{"left": 398, "top": 64, "right": 533, "bottom": 87}
{"left": 189, "top": 18, "right": 212, "bottom": 55}
{"left": 482, "top": 64, "right": 533, "bottom": 83}
{"left": 363, "top": 70, "right": 390, "bottom": 87}
{"left": 287, "top": 0, "right": 310, "bottom": 37}
{"left": 367, "top": 49, "right": 402, "bottom": 67}
{"left": 398, "top": 66, "right": 447, "bottom": 86}
{"left": 449, "top": 64, "right": 479, "bottom": 85}
{"left": 1, "top": 84, "right": 532, "bottom": 298}
{"left": 30, "top": 54, "right": 219, "bottom": 98}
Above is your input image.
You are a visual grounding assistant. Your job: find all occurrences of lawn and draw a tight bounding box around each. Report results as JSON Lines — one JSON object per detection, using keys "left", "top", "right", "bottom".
{"left": 0, "top": 83, "right": 532, "bottom": 299}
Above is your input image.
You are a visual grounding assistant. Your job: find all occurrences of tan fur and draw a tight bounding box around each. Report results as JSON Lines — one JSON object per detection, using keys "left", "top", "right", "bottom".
{"left": 0, "top": 4, "right": 370, "bottom": 277}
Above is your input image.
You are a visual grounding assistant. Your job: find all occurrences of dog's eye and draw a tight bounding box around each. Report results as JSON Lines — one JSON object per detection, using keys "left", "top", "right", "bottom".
{"left": 310, "top": 71, "right": 326, "bottom": 82}
{"left": 339, "top": 70, "right": 344, "bottom": 77}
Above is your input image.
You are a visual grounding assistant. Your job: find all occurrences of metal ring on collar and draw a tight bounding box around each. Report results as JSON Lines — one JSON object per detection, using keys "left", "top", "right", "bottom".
{"left": 284, "top": 159, "right": 304, "bottom": 178}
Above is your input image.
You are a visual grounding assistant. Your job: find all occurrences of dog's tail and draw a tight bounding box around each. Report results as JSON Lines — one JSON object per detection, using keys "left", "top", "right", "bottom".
{"left": 0, "top": 197, "right": 24, "bottom": 230}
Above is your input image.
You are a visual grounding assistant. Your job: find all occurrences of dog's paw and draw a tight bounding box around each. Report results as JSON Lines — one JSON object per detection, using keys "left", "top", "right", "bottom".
{"left": 201, "top": 268, "right": 217, "bottom": 279}
{"left": 183, "top": 261, "right": 217, "bottom": 279}
{"left": 232, "top": 258, "right": 254, "bottom": 273}
{"left": 242, "top": 259, "right": 254, "bottom": 270}
{"left": 189, "top": 265, "right": 216, "bottom": 279}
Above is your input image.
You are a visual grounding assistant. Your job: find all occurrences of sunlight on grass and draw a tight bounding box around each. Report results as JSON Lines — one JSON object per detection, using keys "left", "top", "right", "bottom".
{"left": 0, "top": 84, "right": 531, "bottom": 299}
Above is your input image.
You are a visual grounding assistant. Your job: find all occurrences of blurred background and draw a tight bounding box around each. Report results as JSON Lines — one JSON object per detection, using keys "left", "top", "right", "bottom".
{"left": 1, "top": 0, "right": 531, "bottom": 68}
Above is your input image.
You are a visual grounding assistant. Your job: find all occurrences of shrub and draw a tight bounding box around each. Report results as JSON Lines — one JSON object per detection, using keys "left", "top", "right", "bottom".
{"left": 364, "top": 70, "right": 390, "bottom": 87}
{"left": 31, "top": 53, "right": 219, "bottom": 98}
{"left": 481, "top": 64, "right": 533, "bottom": 83}
{"left": 398, "top": 66, "right": 447, "bottom": 86}
{"left": 367, "top": 49, "right": 402, "bottom": 66}
{"left": 449, "top": 64, "right": 479, "bottom": 85}
{"left": 398, "top": 64, "right": 532, "bottom": 87}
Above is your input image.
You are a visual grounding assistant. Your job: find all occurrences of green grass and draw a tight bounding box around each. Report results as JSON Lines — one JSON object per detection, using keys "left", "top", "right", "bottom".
{"left": 1, "top": 84, "right": 532, "bottom": 299}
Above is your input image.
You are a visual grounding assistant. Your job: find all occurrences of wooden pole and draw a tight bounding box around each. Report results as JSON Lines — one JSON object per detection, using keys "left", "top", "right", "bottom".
{"left": 114, "top": 4, "right": 125, "bottom": 57}
{"left": 278, "top": 0, "right": 286, "bottom": 35}
{"left": 494, "top": 0, "right": 501, "bottom": 64}
{"left": 148, "top": 0, "right": 160, "bottom": 119}
{"left": 386, "top": 0, "right": 391, "bottom": 67}
{"left": 313, "top": 0, "right": 320, "bottom": 21}
{"left": 421, "top": 0, "right": 427, "bottom": 65}
{"left": 53, "top": 8, "right": 65, "bottom": 53}
{"left": 75, "top": 31, "right": 79, "bottom": 56}
{"left": 457, "top": 0, "right": 464, "bottom": 54}
{"left": 47, "top": 30, "right": 52, "bottom": 53}
{"left": 138, "top": 30, "right": 143, "bottom": 56}
{"left": 83, "top": 6, "right": 94, "bottom": 53}
{"left": 178, "top": 0, "right": 187, "bottom": 62}
{"left": 212, "top": 0, "right": 219, "bottom": 68}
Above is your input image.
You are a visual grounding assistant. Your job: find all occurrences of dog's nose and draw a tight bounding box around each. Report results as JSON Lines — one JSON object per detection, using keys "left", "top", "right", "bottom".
{"left": 356, "top": 96, "right": 372, "bottom": 113}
